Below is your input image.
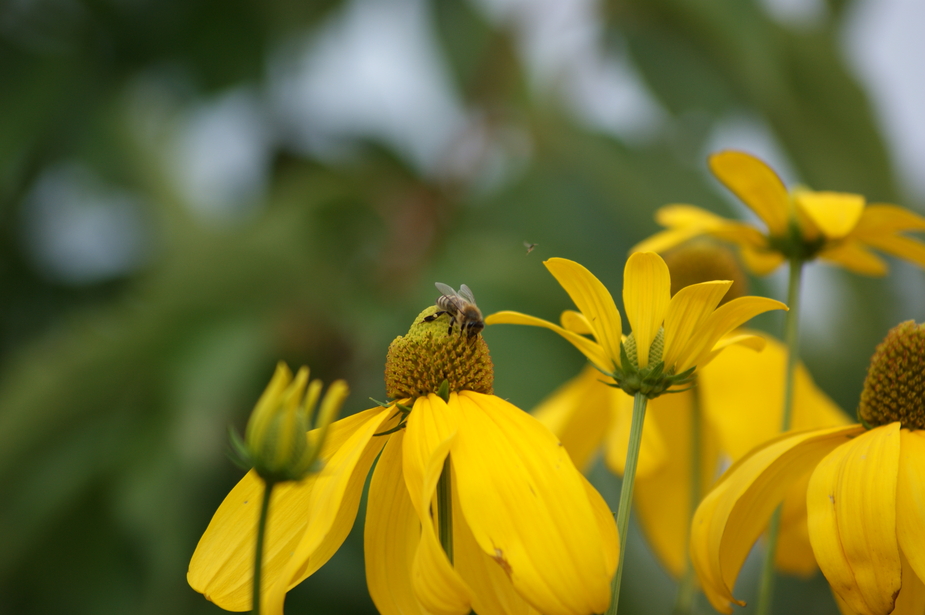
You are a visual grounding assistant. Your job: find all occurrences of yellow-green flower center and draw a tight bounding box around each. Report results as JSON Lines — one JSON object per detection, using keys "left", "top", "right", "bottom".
{"left": 858, "top": 320, "right": 925, "bottom": 430}
{"left": 385, "top": 306, "right": 494, "bottom": 399}
{"left": 662, "top": 240, "right": 748, "bottom": 304}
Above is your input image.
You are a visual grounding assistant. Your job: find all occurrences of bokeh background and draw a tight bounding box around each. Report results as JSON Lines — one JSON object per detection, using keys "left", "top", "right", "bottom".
{"left": 1, "top": 0, "right": 923, "bottom": 613}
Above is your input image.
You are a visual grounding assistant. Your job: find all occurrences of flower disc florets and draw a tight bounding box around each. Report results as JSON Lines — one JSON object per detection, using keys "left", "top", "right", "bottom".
{"left": 609, "top": 328, "right": 695, "bottom": 399}
{"left": 858, "top": 320, "right": 925, "bottom": 430}
{"left": 385, "top": 306, "right": 494, "bottom": 399}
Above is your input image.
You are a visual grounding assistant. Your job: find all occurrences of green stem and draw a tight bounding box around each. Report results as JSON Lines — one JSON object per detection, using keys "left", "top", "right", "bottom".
{"left": 438, "top": 455, "right": 454, "bottom": 564}
{"left": 756, "top": 256, "right": 804, "bottom": 615}
{"left": 673, "top": 386, "right": 703, "bottom": 615}
{"left": 605, "top": 392, "right": 649, "bottom": 615}
{"left": 252, "top": 480, "right": 276, "bottom": 615}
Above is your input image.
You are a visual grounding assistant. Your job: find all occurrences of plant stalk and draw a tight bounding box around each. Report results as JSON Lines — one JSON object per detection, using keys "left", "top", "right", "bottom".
{"left": 252, "top": 480, "right": 276, "bottom": 615}
{"left": 756, "top": 256, "right": 804, "bottom": 615}
{"left": 605, "top": 392, "right": 649, "bottom": 615}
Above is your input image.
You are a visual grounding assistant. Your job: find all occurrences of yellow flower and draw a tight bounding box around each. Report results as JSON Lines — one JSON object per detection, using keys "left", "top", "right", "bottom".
{"left": 532, "top": 335, "right": 849, "bottom": 579}
{"left": 632, "top": 150, "right": 925, "bottom": 275}
{"left": 690, "top": 321, "right": 925, "bottom": 615}
{"left": 188, "top": 307, "right": 618, "bottom": 615}
{"left": 485, "top": 253, "right": 787, "bottom": 397}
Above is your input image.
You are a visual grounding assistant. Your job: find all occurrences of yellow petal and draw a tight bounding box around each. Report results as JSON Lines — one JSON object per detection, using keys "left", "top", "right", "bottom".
{"left": 739, "top": 244, "right": 786, "bottom": 275}
{"left": 774, "top": 472, "right": 817, "bottom": 576}
{"left": 892, "top": 551, "right": 925, "bottom": 615}
{"left": 365, "top": 429, "right": 428, "bottom": 615}
{"left": 851, "top": 204, "right": 925, "bottom": 239}
{"left": 817, "top": 241, "right": 888, "bottom": 276}
{"left": 559, "top": 310, "right": 594, "bottom": 335}
{"left": 861, "top": 234, "right": 925, "bottom": 270}
{"left": 698, "top": 334, "right": 849, "bottom": 462}
{"left": 453, "top": 392, "right": 615, "bottom": 615}
{"left": 543, "top": 258, "right": 624, "bottom": 369}
{"left": 807, "top": 423, "right": 901, "bottom": 615}
{"left": 403, "top": 395, "right": 461, "bottom": 520}
{"left": 453, "top": 480, "right": 541, "bottom": 615}
{"left": 695, "top": 331, "right": 767, "bottom": 368}
{"left": 632, "top": 390, "right": 720, "bottom": 578}
{"left": 708, "top": 151, "right": 790, "bottom": 236}
{"left": 603, "top": 386, "right": 668, "bottom": 479}
{"left": 485, "top": 311, "right": 610, "bottom": 370}
{"left": 690, "top": 425, "right": 862, "bottom": 614}
{"left": 656, "top": 204, "right": 731, "bottom": 228}
{"left": 672, "top": 296, "right": 787, "bottom": 373}
{"left": 897, "top": 429, "right": 925, "bottom": 588}
{"left": 532, "top": 366, "right": 613, "bottom": 472}
{"left": 631, "top": 227, "right": 712, "bottom": 255}
{"left": 188, "top": 406, "right": 391, "bottom": 611}
{"left": 623, "top": 252, "right": 670, "bottom": 368}
{"left": 262, "top": 408, "right": 395, "bottom": 615}
{"left": 661, "top": 280, "right": 732, "bottom": 370}
{"left": 411, "top": 431, "right": 472, "bottom": 615}
{"left": 794, "top": 191, "right": 865, "bottom": 240}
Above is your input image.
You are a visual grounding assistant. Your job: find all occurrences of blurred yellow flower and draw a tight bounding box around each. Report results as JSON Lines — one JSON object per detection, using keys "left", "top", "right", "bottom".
{"left": 486, "top": 253, "right": 786, "bottom": 397}
{"left": 532, "top": 335, "right": 849, "bottom": 579}
{"left": 632, "top": 150, "right": 925, "bottom": 275}
{"left": 691, "top": 321, "right": 925, "bottom": 615}
{"left": 188, "top": 307, "right": 617, "bottom": 615}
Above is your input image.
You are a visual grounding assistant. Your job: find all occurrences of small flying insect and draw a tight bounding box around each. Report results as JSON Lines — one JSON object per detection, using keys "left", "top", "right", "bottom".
{"left": 423, "top": 282, "right": 485, "bottom": 338}
{"left": 524, "top": 241, "right": 538, "bottom": 254}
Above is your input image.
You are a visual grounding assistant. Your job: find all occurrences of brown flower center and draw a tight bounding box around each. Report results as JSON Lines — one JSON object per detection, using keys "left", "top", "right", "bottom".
{"left": 662, "top": 240, "right": 749, "bottom": 304}
{"left": 385, "top": 306, "right": 493, "bottom": 399}
{"left": 858, "top": 320, "right": 925, "bottom": 430}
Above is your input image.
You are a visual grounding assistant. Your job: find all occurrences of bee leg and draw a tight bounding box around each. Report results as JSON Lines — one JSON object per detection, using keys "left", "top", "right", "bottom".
{"left": 447, "top": 315, "right": 457, "bottom": 336}
{"left": 423, "top": 310, "right": 447, "bottom": 323}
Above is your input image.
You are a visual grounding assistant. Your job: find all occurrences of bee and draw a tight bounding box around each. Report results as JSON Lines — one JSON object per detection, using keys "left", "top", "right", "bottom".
{"left": 423, "top": 282, "right": 485, "bottom": 338}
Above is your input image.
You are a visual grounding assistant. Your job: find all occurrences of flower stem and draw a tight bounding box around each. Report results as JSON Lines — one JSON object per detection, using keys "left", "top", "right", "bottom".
{"left": 438, "top": 455, "right": 454, "bottom": 564}
{"left": 673, "top": 387, "right": 703, "bottom": 615}
{"left": 756, "top": 256, "right": 804, "bottom": 615}
{"left": 606, "top": 392, "right": 649, "bottom": 615}
{"left": 252, "top": 480, "right": 276, "bottom": 615}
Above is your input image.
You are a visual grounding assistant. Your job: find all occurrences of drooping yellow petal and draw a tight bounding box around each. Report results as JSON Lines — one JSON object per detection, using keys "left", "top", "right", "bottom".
{"left": 453, "top": 479, "right": 541, "bottom": 615}
{"left": 661, "top": 280, "right": 732, "bottom": 370}
{"left": 807, "top": 423, "right": 901, "bottom": 615}
{"left": 403, "top": 394, "right": 461, "bottom": 520}
{"left": 699, "top": 335, "right": 848, "bottom": 461}
{"left": 774, "top": 472, "right": 817, "bottom": 577}
{"left": 892, "top": 551, "right": 925, "bottom": 615}
{"left": 862, "top": 234, "right": 925, "bottom": 269}
{"left": 623, "top": 252, "right": 670, "bottom": 368}
{"left": 485, "top": 311, "right": 610, "bottom": 370}
{"left": 817, "top": 241, "right": 889, "bottom": 276}
{"left": 851, "top": 204, "right": 925, "bottom": 239}
{"left": 708, "top": 151, "right": 790, "bottom": 236}
{"left": 365, "top": 429, "right": 428, "bottom": 615}
{"left": 188, "top": 406, "right": 391, "bottom": 611}
{"left": 896, "top": 429, "right": 925, "bottom": 588}
{"left": 262, "top": 407, "right": 395, "bottom": 615}
{"left": 631, "top": 205, "right": 729, "bottom": 254}
{"left": 543, "top": 258, "right": 624, "bottom": 368}
{"left": 794, "top": 191, "right": 865, "bottom": 240}
{"left": 672, "top": 296, "right": 787, "bottom": 373}
{"left": 532, "top": 365, "right": 614, "bottom": 472}
{"left": 411, "top": 431, "right": 472, "bottom": 615}
{"left": 690, "top": 425, "right": 862, "bottom": 614}
{"left": 452, "top": 392, "right": 615, "bottom": 615}
{"left": 632, "top": 390, "right": 720, "bottom": 578}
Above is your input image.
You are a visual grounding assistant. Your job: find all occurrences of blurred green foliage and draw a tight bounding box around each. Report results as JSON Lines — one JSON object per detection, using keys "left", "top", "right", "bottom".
{"left": 0, "top": 0, "right": 918, "bottom": 613}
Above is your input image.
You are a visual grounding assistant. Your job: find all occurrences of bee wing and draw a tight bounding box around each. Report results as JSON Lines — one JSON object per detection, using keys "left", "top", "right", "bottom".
{"left": 458, "top": 284, "right": 476, "bottom": 304}
{"left": 435, "top": 282, "right": 458, "bottom": 298}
